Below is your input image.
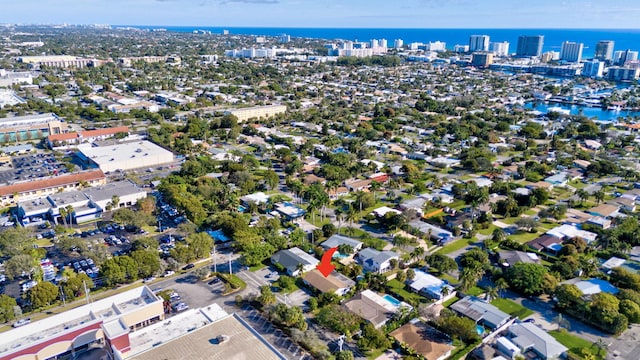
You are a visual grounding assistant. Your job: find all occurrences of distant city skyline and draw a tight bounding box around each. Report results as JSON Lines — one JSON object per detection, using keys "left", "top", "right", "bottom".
{"left": 3, "top": 0, "right": 640, "bottom": 28}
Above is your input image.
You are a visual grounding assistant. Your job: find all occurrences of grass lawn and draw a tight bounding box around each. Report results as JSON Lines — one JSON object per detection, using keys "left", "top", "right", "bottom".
{"left": 387, "top": 279, "right": 429, "bottom": 304}
{"left": 438, "top": 238, "right": 472, "bottom": 255}
{"left": 443, "top": 296, "right": 459, "bottom": 308}
{"left": 569, "top": 180, "right": 587, "bottom": 189}
{"left": 250, "top": 264, "right": 267, "bottom": 272}
{"left": 478, "top": 224, "right": 499, "bottom": 236}
{"left": 508, "top": 230, "right": 542, "bottom": 244}
{"left": 465, "top": 286, "right": 484, "bottom": 297}
{"left": 549, "top": 329, "right": 606, "bottom": 360}
{"left": 490, "top": 298, "right": 534, "bottom": 319}
{"left": 35, "top": 238, "right": 54, "bottom": 248}
{"left": 365, "top": 348, "right": 386, "bottom": 360}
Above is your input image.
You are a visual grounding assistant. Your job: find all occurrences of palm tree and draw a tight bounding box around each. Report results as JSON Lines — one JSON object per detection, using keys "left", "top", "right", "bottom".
{"left": 58, "top": 207, "right": 68, "bottom": 227}
{"left": 410, "top": 247, "right": 425, "bottom": 263}
{"left": 576, "top": 189, "right": 589, "bottom": 205}
{"left": 111, "top": 195, "right": 120, "bottom": 210}
{"left": 65, "top": 205, "right": 74, "bottom": 226}
{"left": 495, "top": 278, "right": 509, "bottom": 298}
{"left": 593, "top": 189, "right": 605, "bottom": 204}
{"left": 485, "top": 286, "right": 498, "bottom": 302}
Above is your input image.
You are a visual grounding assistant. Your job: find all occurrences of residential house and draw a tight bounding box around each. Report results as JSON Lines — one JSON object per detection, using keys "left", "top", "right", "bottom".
{"left": 563, "top": 278, "right": 619, "bottom": 297}
{"left": 450, "top": 296, "right": 510, "bottom": 331}
{"left": 400, "top": 196, "right": 428, "bottom": 215}
{"left": 546, "top": 224, "right": 598, "bottom": 244}
{"left": 390, "top": 319, "right": 454, "bottom": 360}
{"left": 606, "top": 197, "right": 636, "bottom": 212}
{"left": 497, "top": 250, "right": 541, "bottom": 267}
{"left": 544, "top": 172, "right": 568, "bottom": 187}
{"left": 588, "top": 203, "right": 620, "bottom": 218}
{"left": 343, "top": 290, "right": 401, "bottom": 328}
{"left": 586, "top": 217, "right": 612, "bottom": 229}
{"left": 320, "top": 234, "right": 363, "bottom": 252}
{"left": 273, "top": 202, "right": 305, "bottom": 221}
{"left": 572, "top": 159, "right": 591, "bottom": 169}
{"left": 345, "top": 178, "right": 372, "bottom": 192}
{"left": 408, "top": 220, "right": 454, "bottom": 245}
{"left": 527, "top": 234, "right": 564, "bottom": 255}
{"left": 240, "top": 192, "right": 270, "bottom": 207}
{"left": 328, "top": 186, "right": 349, "bottom": 200}
{"left": 444, "top": 212, "right": 474, "bottom": 232}
{"left": 302, "top": 269, "right": 355, "bottom": 296}
{"left": 302, "top": 174, "right": 326, "bottom": 186}
{"left": 601, "top": 257, "right": 625, "bottom": 272}
{"left": 371, "top": 206, "right": 402, "bottom": 218}
{"left": 408, "top": 270, "right": 455, "bottom": 301}
{"left": 270, "top": 247, "right": 319, "bottom": 276}
{"left": 498, "top": 322, "right": 567, "bottom": 360}
{"left": 357, "top": 248, "right": 399, "bottom": 273}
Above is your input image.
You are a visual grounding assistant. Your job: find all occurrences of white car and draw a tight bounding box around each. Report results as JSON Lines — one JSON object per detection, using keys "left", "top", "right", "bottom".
{"left": 13, "top": 318, "right": 31, "bottom": 327}
{"left": 164, "top": 270, "right": 175, "bottom": 277}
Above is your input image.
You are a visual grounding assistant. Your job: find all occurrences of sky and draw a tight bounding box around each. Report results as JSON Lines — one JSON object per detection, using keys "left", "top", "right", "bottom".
{"left": 2, "top": 0, "right": 640, "bottom": 28}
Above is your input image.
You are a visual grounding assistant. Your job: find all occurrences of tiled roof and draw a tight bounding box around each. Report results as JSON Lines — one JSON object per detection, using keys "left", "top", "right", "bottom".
{"left": 0, "top": 170, "right": 106, "bottom": 196}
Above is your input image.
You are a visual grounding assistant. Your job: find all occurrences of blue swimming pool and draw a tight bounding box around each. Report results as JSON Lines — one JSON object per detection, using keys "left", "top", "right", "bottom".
{"left": 476, "top": 325, "right": 485, "bottom": 335}
{"left": 383, "top": 294, "right": 402, "bottom": 307}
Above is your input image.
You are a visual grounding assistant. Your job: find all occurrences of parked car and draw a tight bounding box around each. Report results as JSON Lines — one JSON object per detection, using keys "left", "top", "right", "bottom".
{"left": 164, "top": 270, "right": 175, "bottom": 277}
{"left": 182, "top": 263, "right": 195, "bottom": 271}
{"left": 13, "top": 318, "right": 31, "bottom": 327}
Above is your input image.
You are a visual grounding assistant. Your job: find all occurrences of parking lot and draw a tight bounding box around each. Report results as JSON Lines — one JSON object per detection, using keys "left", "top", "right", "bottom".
{"left": 238, "top": 267, "right": 311, "bottom": 307}
{"left": 0, "top": 153, "right": 69, "bottom": 185}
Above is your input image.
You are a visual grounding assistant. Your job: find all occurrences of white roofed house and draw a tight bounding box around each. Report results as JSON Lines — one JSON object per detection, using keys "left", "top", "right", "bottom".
{"left": 270, "top": 247, "right": 319, "bottom": 276}
{"left": 320, "top": 234, "right": 363, "bottom": 252}
{"left": 499, "top": 322, "right": 567, "bottom": 360}
{"left": 356, "top": 248, "right": 399, "bottom": 274}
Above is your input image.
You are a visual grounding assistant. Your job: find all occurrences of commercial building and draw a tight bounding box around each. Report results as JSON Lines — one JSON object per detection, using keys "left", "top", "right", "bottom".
{"left": 42, "top": 185, "right": 125, "bottom": 225}
{"left": 225, "top": 104, "right": 287, "bottom": 123}
{"left": 0, "top": 69, "right": 33, "bottom": 87}
{"left": 77, "top": 140, "right": 175, "bottom": 173}
{"left": 0, "top": 286, "right": 164, "bottom": 360}
{"left": 0, "top": 113, "right": 68, "bottom": 143}
{"left": 224, "top": 47, "right": 279, "bottom": 59}
{"left": 426, "top": 41, "right": 447, "bottom": 52}
{"left": 0, "top": 169, "right": 106, "bottom": 206}
{"left": 560, "top": 41, "right": 584, "bottom": 62}
{"left": 469, "top": 35, "right": 490, "bottom": 52}
{"left": 471, "top": 52, "right": 494, "bottom": 67}
{"left": 47, "top": 126, "right": 130, "bottom": 148}
{"left": 87, "top": 93, "right": 159, "bottom": 114}
{"left": 516, "top": 35, "right": 544, "bottom": 57}
{"left": 582, "top": 60, "right": 604, "bottom": 78}
{"left": 127, "top": 305, "right": 285, "bottom": 360}
{"left": 594, "top": 40, "right": 615, "bottom": 61}
{"left": 17, "top": 55, "right": 97, "bottom": 69}
{"left": 0, "top": 89, "right": 25, "bottom": 108}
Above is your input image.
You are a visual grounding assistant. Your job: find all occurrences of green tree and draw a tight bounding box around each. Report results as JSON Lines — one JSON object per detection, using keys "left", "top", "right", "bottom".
{"left": 130, "top": 250, "right": 161, "bottom": 278}
{"left": 257, "top": 285, "right": 276, "bottom": 307}
{"left": 100, "top": 258, "right": 126, "bottom": 286}
{"left": 4, "top": 254, "right": 36, "bottom": 280}
{"left": 0, "top": 294, "right": 18, "bottom": 323}
{"left": 504, "top": 263, "right": 549, "bottom": 296}
{"left": 336, "top": 351, "right": 354, "bottom": 360}
{"left": 29, "top": 282, "right": 59, "bottom": 308}
{"left": 619, "top": 299, "right": 640, "bottom": 323}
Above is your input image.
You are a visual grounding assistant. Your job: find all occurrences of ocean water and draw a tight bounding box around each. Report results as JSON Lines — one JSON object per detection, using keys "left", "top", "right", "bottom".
{"left": 120, "top": 26, "right": 640, "bottom": 58}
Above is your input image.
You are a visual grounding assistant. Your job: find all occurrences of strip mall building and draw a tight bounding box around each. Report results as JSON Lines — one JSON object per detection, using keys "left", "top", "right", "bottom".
{"left": 0, "top": 286, "right": 164, "bottom": 360}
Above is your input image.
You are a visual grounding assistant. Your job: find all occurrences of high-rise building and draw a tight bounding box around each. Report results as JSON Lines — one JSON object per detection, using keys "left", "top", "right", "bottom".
{"left": 582, "top": 60, "right": 604, "bottom": 78}
{"left": 614, "top": 49, "right": 639, "bottom": 65}
{"left": 279, "top": 34, "right": 291, "bottom": 43}
{"left": 393, "top": 39, "right": 404, "bottom": 49}
{"left": 516, "top": 35, "right": 544, "bottom": 57}
{"left": 594, "top": 40, "right": 614, "bottom": 61}
{"left": 454, "top": 44, "right": 469, "bottom": 53}
{"left": 379, "top": 39, "right": 388, "bottom": 49}
{"left": 469, "top": 35, "right": 490, "bottom": 52}
{"left": 490, "top": 41, "right": 510, "bottom": 57}
{"left": 560, "top": 41, "right": 584, "bottom": 62}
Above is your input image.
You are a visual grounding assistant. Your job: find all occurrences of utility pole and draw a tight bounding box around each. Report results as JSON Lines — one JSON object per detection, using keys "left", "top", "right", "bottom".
{"left": 213, "top": 246, "right": 217, "bottom": 273}
{"left": 228, "top": 254, "right": 232, "bottom": 275}
{"left": 83, "top": 280, "right": 90, "bottom": 305}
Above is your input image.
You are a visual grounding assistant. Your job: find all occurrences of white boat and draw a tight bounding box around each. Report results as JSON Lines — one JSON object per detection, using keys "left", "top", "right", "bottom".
{"left": 547, "top": 106, "right": 570, "bottom": 115}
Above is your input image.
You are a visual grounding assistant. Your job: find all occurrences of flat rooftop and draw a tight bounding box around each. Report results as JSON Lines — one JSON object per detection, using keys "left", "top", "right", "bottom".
{"left": 129, "top": 312, "right": 286, "bottom": 360}
{"left": 77, "top": 140, "right": 174, "bottom": 169}
{"left": 0, "top": 286, "right": 160, "bottom": 358}
{"left": 83, "top": 180, "right": 145, "bottom": 202}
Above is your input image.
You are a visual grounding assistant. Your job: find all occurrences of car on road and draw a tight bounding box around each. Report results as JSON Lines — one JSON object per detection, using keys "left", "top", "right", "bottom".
{"left": 143, "top": 277, "right": 156, "bottom": 283}
{"left": 13, "top": 318, "right": 31, "bottom": 327}
{"left": 164, "top": 270, "right": 175, "bottom": 277}
{"left": 523, "top": 318, "right": 535, "bottom": 323}
{"left": 182, "top": 263, "right": 195, "bottom": 271}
